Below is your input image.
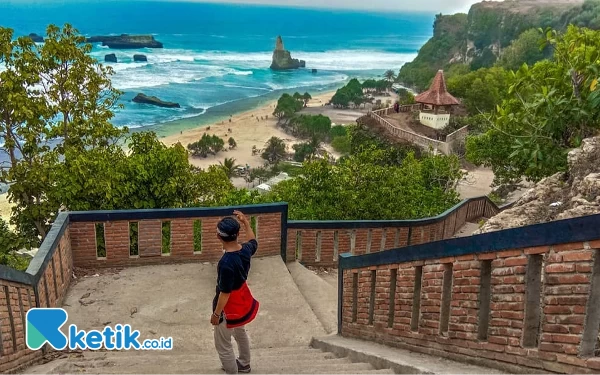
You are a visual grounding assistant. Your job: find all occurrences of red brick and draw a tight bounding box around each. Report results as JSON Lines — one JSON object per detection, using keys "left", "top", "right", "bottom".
{"left": 504, "top": 257, "right": 528, "bottom": 266}
{"left": 477, "top": 253, "right": 497, "bottom": 260}
{"left": 546, "top": 263, "right": 576, "bottom": 273}
{"left": 546, "top": 274, "right": 590, "bottom": 285}
{"left": 497, "top": 249, "right": 522, "bottom": 258}
{"left": 562, "top": 251, "right": 594, "bottom": 262}
{"left": 552, "top": 242, "right": 585, "bottom": 252}
{"left": 589, "top": 240, "right": 600, "bottom": 249}
{"left": 587, "top": 358, "right": 600, "bottom": 370}
{"left": 524, "top": 246, "right": 550, "bottom": 255}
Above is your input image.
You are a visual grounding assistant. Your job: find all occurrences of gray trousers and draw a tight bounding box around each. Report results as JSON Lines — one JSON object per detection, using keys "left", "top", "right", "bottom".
{"left": 214, "top": 320, "right": 251, "bottom": 374}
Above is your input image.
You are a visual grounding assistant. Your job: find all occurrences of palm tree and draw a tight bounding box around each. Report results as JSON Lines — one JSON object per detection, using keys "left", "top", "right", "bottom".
{"left": 219, "top": 157, "right": 241, "bottom": 179}
{"left": 384, "top": 69, "right": 396, "bottom": 82}
{"left": 261, "top": 137, "right": 287, "bottom": 165}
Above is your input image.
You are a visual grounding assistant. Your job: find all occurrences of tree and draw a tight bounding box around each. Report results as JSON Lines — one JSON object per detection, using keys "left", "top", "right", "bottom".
{"left": 331, "top": 136, "right": 351, "bottom": 154}
{"left": 228, "top": 137, "right": 237, "bottom": 149}
{"left": 219, "top": 157, "right": 241, "bottom": 179}
{"left": 466, "top": 26, "right": 600, "bottom": 184}
{"left": 384, "top": 69, "right": 396, "bottom": 81}
{"left": 0, "top": 219, "right": 29, "bottom": 271}
{"left": 261, "top": 137, "right": 287, "bottom": 165}
{"left": 498, "top": 29, "right": 549, "bottom": 71}
{"left": 396, "top": 88, "right": 416, "bottom": 105}
{"left": 447, "top": 67, "right": 511, "bottom": 115}
{"left": 273, "top": 93, "right": 303, "bottom": 123}
{"left": 188, "top": 134, "right": 225, "bottom": 158}
{"left": 265, "top": 146, "right": 461, "bottom": 220}
{"left": 248, "top": 166, "right": 276, "bottom": 184}
{"left": 302, "top": 92, "right": 312, "bottom": 107}
{"left": 0, "top": 24, "right": 125, "bottom": 243}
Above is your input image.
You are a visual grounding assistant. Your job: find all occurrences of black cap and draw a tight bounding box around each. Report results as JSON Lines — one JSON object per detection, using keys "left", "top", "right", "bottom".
{"left": 217, "top": 217, "right": 240, "bottom": 242}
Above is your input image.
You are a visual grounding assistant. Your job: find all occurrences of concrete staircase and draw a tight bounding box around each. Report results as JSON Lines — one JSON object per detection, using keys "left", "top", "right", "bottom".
{"left": 26, "top": 347, "right": 394, "bottom": 374}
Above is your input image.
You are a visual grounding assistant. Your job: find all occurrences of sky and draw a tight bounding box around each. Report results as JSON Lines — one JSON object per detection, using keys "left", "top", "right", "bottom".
{"left": 156, "top": 0, "right": 498, "bottom": 13}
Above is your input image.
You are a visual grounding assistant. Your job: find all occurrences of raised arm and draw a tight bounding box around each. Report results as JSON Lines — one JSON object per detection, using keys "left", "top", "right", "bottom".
{"left": 233, "top": 210, "right": 255, "bottom": 242}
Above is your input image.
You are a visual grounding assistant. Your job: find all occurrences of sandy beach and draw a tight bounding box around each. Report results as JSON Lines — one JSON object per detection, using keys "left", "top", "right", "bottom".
{"left": 161, "top": 91, "right": 340, "bottom": 172}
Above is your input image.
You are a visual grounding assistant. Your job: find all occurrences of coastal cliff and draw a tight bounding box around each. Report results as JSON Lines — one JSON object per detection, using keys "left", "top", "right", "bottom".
{"left": 270, "top": 36, "right": 305, "bottom": 70}
{"left": 86, "top": 34, "right": 163, "bottom": 49}
{"left": 398, "top": 0, "right": 592, "bottom": 91}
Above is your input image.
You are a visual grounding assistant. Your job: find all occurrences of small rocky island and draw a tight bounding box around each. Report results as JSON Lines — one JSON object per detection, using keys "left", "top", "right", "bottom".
{"left": 105, "top": 54, "right": 118, "bottom": 63}
{"left": 133, "top": 54, "right": 148, "bottom": 62}
{"left": 270, "top": 36, "right": 305, "bottom": 70}
{"left": 132, "top": 94, "right": 180, "bottom": 108}
{"left": 28, "top": 33, "right": 44, "bottom": 43}
{"left": 86, "top": 34, "right": 163, "bottom": 49}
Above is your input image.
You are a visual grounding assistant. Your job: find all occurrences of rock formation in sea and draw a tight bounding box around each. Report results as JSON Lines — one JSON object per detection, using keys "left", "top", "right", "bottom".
{"left": 133, "top": 54, "right": 148, "bottom": 62}
{"left": 105, "top": 54, "right": 118, "bottom": 63}
{"left": 86, "top": 34, "right": 163, "bottom": 49}
{"left": 476, "top": 136, "right": 600, "bottom": 234}
{"left": 312, "top": 69, "right": 318, "bottom": 74}
{"left": 270, "top": 36, "right": 305, "bottom": 70}
{"left": 132, "top": 93, "right": 180, "bottom": 108}
{"left": 27, "top": 33, "right": 44, "bottom": 43}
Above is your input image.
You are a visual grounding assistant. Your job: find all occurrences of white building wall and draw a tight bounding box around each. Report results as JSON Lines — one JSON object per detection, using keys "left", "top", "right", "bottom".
{"left": 419, "top": 112, "right": 450, "bottom": 130}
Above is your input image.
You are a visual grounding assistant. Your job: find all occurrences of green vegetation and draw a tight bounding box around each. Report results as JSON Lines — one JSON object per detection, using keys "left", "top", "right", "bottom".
{"left": 497, "top": 29, "right": 551, "bottom": 71}
{"left": 397, "top": 0, "right": 599, "bottom": 92}
{"left": 447, "top": 67, "right": 511, "bottom": 115}
{"left": 273, "top": 92, "right": 305, "bottom": 122}
{"left": 219, "top": 158, "right": 241, "bottom": 179}
{"left": 261, "top": 136, "right": 288, "bottom": 165}
{"left": 466, "top": 26, "right": 600, "bottom": 184}
{"left": 0, "top": 219, "right": 29, "bottom": 271}
{"left": 265, "top": 147, "right": 462, "bottom": 220}
{"left": 188, "top": 133, "right": 225, "bottom": 157}
{"left": 396, "top": 88, "right": 416, "bottom": 105}
{"left": 397, "top": 13, "right": 468, "bottom": 91}
{"left": 228, "top": 137, "right": 237, "bottom": 149}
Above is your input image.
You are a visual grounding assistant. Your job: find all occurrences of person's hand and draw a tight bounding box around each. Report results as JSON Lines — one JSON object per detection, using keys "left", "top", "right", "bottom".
{"left": 211, "top": 313, "right": 220, "bottom": 326}
{"left": 233, "top": 210, "right": 249, "bottom": 224}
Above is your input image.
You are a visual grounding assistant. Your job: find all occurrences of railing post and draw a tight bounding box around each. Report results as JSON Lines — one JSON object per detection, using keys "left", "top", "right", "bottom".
{"left": 337, "top": 254, "right": 344, "bottom": 335}
{"left": 281, "top": 203, "right": 289, "bottom": 263}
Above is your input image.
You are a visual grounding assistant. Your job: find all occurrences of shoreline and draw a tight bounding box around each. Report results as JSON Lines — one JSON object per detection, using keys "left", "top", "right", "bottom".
{"left": 160, "top": 90, "right": 339, "bottom": 175}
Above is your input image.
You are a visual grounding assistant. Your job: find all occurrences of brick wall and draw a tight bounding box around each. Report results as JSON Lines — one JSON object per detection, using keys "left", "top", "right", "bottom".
{"left": 341, "top": 240, "right": 600, "bottom": 373}
{"left": 0, "top": 279, "right": 41, "bottom": 373}
{"left": 69, "top": 210, "right": 284, "bottom": 268}
{"left": 288, "top": 197, "right": 497, "bottom": 268}
{"left": 36, "top": 229, "right": 73, "bottom": 308}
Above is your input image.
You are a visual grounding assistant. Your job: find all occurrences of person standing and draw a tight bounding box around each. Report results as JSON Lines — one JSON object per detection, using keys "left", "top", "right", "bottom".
{"left": 211, "top": 210, "right": 259, "bottom": 374}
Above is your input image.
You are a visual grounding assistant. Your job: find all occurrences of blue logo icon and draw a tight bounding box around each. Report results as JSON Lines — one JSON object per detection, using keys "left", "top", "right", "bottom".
{"left": 26, "top": 308, "right": 69, "bottom": 350}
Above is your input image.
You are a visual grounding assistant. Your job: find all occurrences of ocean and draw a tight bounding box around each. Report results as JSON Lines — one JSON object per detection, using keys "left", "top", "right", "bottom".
{"left": 0, "top": 0, "right": 434, "bottom": 136}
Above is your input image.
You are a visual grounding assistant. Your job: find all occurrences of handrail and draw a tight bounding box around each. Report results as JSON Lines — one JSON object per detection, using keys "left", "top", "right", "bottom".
{"left": 288, "top": 196, "right": 498, "bottom": 229}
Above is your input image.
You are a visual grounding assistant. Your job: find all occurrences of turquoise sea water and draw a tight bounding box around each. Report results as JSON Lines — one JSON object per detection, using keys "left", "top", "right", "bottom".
{"left": 0, "top": 0, "right": 434, "bottom": 135}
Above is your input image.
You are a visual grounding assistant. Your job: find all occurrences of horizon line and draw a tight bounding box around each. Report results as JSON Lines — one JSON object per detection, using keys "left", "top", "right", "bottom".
{"left": 1, "top": 0, "right": 468, "bottom": 16}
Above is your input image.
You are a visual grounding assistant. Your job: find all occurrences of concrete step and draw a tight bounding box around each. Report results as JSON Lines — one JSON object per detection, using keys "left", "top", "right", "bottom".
{"left": 312, "top": 335, "right": 508, "bottom": 374}
{"left": 37, "top": 358, "right": 380, "bottom": 374}
{"left": 27, "top": 345, "right": 391, "bottom": 374}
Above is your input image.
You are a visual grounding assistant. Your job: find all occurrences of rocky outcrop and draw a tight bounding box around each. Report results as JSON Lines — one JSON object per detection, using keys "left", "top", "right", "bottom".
{"left": 28, "top": 33, "right": 44, "bottom": 43}
{"left": 87, "top": 34, "right": 163, "bottom": 49}
{"left": 312, "top": 69, "right": 318, "bottom": 74}
{"left": 133, "top": 54, "right": 148, "bottom": 62}
{"left": 132, "top": 94, "right": 180, "bottom": 108}
{"left": 270, "top": 36, "right": 305, "bottom": 70}
{"left": 105, "top": 54, "right": 118, "bottom": 63}
{"left": 477, "top": 136, "right": 600, "bottom": 234}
